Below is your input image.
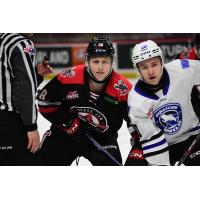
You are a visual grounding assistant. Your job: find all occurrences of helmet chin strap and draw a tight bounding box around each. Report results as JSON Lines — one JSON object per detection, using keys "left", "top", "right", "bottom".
{"left": 86, "top": 65, "right": 112, "bottom": 84}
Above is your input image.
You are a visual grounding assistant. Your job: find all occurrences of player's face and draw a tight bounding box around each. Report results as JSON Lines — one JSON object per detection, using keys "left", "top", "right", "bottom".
{"left": 138, "top": 57, "right": 163, "bottom": 85}
{"left": 88, "top": 56, "right": 112, "bottom": 81}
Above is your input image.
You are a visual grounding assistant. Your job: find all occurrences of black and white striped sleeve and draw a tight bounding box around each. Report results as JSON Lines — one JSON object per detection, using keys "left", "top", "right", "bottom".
{"left": 140, "top": 131, "right": 170, "bottom": 165}
{"left": 10, "top": 39, "right": 38, "bottom": 131}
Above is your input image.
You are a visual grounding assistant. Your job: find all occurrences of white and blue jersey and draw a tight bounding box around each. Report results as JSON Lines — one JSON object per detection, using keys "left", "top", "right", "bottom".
{"left": 128, "top": 59, "right": 200, "bottom": 165}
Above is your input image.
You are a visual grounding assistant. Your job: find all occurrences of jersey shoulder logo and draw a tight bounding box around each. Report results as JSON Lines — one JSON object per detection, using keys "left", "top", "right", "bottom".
{"left": 114, "top": 80, "right": 129, "bottom": 96}
{"left": 153, "top": 103, "right": 182, "bottom": 135}
{"left": 24, "top": 45, "right": 36, "bottom": 55}
{"left": 60, "top": 67, "right": 75, "bottom": 78}
{"left": 181, "top": 59, "right": 190, "bottom": 69}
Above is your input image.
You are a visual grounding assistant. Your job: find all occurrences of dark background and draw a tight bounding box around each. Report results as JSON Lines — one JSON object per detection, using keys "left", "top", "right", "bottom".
{"left": 32, "top": 33, "right": 195, "bottom": 72}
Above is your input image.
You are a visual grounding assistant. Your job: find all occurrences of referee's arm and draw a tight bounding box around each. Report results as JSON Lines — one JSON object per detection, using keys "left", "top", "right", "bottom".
{"left": 11, "top": 41, "right": 38, "bottom": 132}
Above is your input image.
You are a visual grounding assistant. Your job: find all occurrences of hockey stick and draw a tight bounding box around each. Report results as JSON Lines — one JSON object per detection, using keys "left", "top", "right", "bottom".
{"left": 133, "top": 124, "right": 200, "bottom": 166}
{"left": 52, "top": 123, "right": 122, "bottom": 166}
{"left": 84, "top": 133, "right": 123, "bottom": 166}
{"left": 177, "top": 132, "right": 200, "bottom": 166}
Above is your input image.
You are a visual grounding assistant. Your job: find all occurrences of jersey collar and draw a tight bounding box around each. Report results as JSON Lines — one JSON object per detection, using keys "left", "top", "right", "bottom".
{"left": 135, "top": 68, "right": 170, "bottom": 100}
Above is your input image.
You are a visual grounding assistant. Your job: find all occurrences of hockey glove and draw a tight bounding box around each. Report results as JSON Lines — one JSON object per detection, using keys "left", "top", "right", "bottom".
{"left": 128, "top": 126, "right": 140, "bottom": 147}
{"left": 60, "top": 118, "right": 80, "bottom": 135}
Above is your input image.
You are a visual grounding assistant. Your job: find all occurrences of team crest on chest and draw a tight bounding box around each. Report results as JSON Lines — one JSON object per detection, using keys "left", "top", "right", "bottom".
{"left": 70, "top": 106, "right": 109, "bottom": 133}
{"left": 114, "top": 80, "right": 129, "bottom": 96}
{"left": 60, "top": 67, "right": 75, "bottom": 78}
{"left": 153, "top": 103, "right": 182, "bottom": 135}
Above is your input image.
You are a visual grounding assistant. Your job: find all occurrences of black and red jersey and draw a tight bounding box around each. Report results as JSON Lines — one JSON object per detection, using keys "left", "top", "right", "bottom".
{"left": 37, "top": 64, "right": 133, "bottom": 138}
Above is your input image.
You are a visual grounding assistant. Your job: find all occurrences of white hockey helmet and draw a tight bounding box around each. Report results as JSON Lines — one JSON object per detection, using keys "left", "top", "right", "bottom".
{"left": 132, "top": 40, "right": 164, "bottom": 68}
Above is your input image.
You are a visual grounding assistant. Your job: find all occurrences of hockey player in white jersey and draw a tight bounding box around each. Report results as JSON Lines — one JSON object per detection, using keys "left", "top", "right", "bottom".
{"left": 125, "top": 40, "right": 200, "bottom": 166}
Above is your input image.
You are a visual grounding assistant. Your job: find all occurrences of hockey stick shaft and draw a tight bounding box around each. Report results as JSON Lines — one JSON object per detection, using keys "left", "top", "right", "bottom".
{"left": 133, "top": 124, "right": 200, "bottom": 166}
{"left": 178, "top": 132, "right": 200, "bottom": 166}
{"left": 85, "top": 133, "right": 122, "bottom": 166}
{"left": 52, "top": 123, "right": 122, "bottom": 166}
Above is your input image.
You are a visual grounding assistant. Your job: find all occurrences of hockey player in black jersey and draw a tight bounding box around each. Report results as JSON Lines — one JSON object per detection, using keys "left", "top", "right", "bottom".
{"left": 37, "top": 38, "right": 133, "bottom": 166}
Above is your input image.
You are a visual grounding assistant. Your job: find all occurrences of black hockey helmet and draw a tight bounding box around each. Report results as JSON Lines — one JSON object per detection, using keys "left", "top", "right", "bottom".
{"left": 86, "top": 37, "right": 115, "bottom": 60}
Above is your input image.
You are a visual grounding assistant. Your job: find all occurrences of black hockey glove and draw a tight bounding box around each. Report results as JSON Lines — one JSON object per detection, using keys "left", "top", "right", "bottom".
{"left": 128, "top": 125, "right": 140, "bottom": 147}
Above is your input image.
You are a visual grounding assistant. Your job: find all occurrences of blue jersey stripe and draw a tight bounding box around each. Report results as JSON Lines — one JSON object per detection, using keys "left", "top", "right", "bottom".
{"left": 188, "top": 125, "right": 200, "bottom": 133}
{"left": 142, "top": 138, "right": 167, "bottom": 151}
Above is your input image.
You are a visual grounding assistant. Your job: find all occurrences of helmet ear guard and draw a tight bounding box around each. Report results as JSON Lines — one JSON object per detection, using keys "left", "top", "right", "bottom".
{"left": 131, "top": 40, "right": 164, "bottom": 69}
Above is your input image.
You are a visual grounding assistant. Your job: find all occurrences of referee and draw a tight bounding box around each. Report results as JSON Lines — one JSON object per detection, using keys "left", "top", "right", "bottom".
{"left": 0, "top": 33, "right": 40, "bottom": 165}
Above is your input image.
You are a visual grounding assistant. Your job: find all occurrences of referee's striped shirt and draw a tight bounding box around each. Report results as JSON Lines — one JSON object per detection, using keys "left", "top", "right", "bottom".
{"left": 0, "top": 33, "right": 38, "bottom": 131}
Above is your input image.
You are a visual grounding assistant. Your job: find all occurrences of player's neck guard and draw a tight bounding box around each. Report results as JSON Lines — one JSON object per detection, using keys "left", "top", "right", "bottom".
{"left": 141, "top": 68, "right": 167, "bottom": 92}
